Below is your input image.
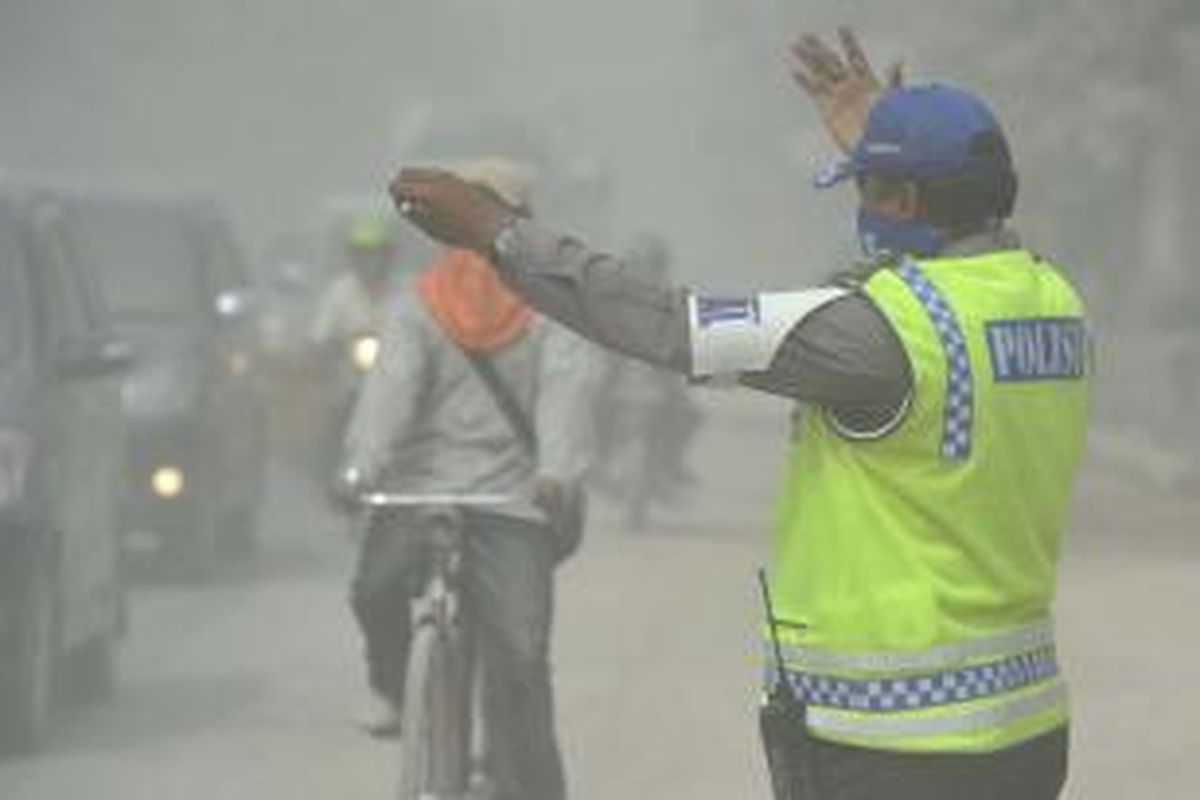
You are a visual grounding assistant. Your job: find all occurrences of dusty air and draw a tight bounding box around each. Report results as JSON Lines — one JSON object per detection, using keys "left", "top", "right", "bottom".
{"left": 0, "top": 3, "right": 1196, "bottom": 800}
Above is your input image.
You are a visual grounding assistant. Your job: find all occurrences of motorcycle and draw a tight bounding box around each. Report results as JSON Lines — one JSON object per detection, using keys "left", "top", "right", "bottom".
{"left": 312, "top": 331, "right": 381, "bottom": 496}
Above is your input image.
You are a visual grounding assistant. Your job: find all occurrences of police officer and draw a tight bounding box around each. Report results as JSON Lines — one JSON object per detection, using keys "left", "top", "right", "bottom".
{"left": 389, "top": 28, "right": 1090, "bottom": 800}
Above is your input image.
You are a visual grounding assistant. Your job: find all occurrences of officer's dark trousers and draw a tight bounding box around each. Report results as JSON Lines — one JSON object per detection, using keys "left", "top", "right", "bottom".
{"left": 770, "top": 725, "right": 1068, "bottom": 800}
{"left": 351, "top": 510, "right": 566, "bottom": 800}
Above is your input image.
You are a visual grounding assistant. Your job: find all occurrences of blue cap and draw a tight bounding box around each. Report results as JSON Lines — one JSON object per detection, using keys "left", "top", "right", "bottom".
{"left": 815, "top": 84, "right": 1011, "bottom": 189}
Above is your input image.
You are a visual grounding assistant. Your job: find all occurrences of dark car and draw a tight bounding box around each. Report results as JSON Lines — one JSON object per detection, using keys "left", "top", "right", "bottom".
{"left": 0, "top": 185, "right": 131, "bottom": 754}
{"left": 56, "top": 190, "right": 268, "bottom": 578}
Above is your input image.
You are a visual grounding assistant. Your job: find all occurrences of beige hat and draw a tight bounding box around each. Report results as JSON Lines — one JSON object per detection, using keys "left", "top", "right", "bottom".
{"left": 447, "top": 157, "right": 534, "bottom": 211}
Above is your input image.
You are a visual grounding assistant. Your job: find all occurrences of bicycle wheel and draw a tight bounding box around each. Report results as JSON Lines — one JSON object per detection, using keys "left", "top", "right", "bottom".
{"left": 397, "top": 623, "right": 473, "bottom": 800}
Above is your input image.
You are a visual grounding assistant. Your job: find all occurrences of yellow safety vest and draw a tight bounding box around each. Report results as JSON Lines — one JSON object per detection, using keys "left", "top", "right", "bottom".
{"left": 766, "top": 249, "right": 1091, "bottom": 753}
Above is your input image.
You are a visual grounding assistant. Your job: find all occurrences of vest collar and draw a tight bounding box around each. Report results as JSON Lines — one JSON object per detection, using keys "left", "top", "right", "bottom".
{"left": 940, "top": 225, "right": 1023, "bottom": 258}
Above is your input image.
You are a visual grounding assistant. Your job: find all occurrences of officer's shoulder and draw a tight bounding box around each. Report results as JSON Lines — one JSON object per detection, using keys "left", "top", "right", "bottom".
{"left": 824, "top": 253, "right": 897, "bottom": 291}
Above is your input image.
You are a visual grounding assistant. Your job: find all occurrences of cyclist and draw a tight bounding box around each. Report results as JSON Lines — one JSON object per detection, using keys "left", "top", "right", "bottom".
{"left": 308, "top": 214, "right": 399, "bottom": 487}
{"left": 390, "top": 29, "right": 1091, "bottom": 800}
{"left": 309, "top": 212, "right": 397, "bottom": 352}
{"left": 337, "top": 158, "right": 594, "bottom": 800}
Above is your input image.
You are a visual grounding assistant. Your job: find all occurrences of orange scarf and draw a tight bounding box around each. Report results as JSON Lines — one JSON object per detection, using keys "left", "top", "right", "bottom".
{"left": 416, "top": 249, "right": 533, "bottom": 354}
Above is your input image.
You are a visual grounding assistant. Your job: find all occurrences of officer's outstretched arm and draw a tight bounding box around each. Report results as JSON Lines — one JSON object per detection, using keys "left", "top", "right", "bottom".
{"left": 390, "top": 169, "right": 909, "bottom": 409}
{"left": 489, "top": 219, "right": 909, "bottom": 411}
{"left": 491, "top": 221, "right": 695, "bottom": 373}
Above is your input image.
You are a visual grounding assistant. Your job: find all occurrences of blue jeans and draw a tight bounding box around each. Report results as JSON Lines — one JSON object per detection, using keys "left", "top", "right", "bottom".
{"left": 351, "top": 509, "right": 566, "bottom": 800}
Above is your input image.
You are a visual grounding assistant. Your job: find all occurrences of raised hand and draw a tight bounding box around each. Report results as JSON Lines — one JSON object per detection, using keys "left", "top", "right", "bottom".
{"left": 789, "top": 27, "right": 903, "bottom": 154}
{"left": 389, "top": 168, "right": 515, "bottom": 254}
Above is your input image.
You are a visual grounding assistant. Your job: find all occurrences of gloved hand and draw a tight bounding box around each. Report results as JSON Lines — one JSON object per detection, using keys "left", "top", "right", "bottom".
{"left": 389, "top": 168, "right": 516, "bottom": 255}
{"left": 788, "top": 27, "right": 904, "bottom": 154}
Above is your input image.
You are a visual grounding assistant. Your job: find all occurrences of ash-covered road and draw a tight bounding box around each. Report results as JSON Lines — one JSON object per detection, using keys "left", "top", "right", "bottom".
{"left": 0, "top": 395, "right": 1194, "bottom": 799}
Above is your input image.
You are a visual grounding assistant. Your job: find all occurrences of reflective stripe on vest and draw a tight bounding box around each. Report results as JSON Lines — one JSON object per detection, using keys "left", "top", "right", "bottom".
{"left": 770, "top": 620, "right": 1055, "bottom": 675}
{"left": 807, "top": 680, "right": 1067, "bottom": 740}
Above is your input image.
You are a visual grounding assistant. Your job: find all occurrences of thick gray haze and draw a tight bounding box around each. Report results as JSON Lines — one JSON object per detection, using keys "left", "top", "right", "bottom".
{"left": 1, "top": 3, "right": 1198, "bottom": 798}
{"left": 3, "top": 2, "right": 1197, "bottom": 295}
{"left": 0, "top": 1, "right": 857, "bottom": 285}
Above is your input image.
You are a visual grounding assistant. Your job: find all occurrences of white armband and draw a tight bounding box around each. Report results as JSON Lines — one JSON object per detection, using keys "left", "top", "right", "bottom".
{"left": 687, "top": 288, "right": 851, "bottom": 378}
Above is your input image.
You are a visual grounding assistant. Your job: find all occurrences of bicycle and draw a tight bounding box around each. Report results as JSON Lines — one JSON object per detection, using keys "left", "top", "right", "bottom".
{"left": 356, "top": 491, "right": 516, "bottom": 800}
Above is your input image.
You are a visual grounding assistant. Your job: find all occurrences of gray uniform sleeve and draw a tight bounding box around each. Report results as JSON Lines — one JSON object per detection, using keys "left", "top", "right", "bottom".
{"left": 492, "top": 221, "right": 911, "bottom": 414}
{"left": 493, "top": 222, "right": 691, "bottom": 371}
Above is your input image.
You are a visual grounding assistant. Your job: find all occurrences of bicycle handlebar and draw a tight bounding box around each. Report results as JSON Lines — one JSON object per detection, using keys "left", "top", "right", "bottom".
{"left": 357, "top": 492, "right": 519, "bottom": 509}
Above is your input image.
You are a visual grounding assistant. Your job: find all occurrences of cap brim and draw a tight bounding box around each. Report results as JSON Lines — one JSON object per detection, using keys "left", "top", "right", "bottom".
{"left": 813, "top": 159, "right": 856, "bottom": 189}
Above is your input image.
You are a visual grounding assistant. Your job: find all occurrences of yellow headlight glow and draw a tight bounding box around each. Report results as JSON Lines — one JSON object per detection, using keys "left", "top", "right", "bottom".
{"left": 351, "top": 336, "right": 380, "bottom": 372}
{"left": 151, "top": 466, "right": 185, "bottom": 499}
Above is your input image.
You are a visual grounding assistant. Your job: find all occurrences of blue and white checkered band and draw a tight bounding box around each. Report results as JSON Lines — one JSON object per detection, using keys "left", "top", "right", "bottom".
{"left": 896, "top": 258, "right": 974, "bottom": 461}
{"left": 774, "top": 647, "right": 1059, "bottom": 713}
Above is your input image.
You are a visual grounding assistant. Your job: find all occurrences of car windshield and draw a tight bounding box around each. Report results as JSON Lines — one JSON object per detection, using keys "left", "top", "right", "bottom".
{"left": 67, "top": 203, "right": 203, "bottom": 320}
{"left": 0, "top": 212, "right": 30, "bottom": 365}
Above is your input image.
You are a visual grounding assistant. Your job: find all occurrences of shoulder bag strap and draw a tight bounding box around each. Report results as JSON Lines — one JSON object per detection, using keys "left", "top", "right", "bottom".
{"left": 459, "top": 347, "right": 539, "bottom": 458}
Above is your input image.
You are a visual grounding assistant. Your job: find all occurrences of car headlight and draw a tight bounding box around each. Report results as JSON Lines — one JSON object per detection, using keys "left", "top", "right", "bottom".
{"left": 151, "top": 466, "right": 185, "bottom": 499}
{"left": 350, "top": 335, "right": 380, "bottom": 373}
{"left": 0, "top": 430, "right": 32, "bottom": 508}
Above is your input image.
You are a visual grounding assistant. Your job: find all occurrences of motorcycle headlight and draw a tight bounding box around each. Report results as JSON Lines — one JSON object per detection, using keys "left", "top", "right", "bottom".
{"left": 350, "top": 336, "right": 380, "bottom": 373}
{"left": 151, "top": 465, "right": 185, "bottom": 499}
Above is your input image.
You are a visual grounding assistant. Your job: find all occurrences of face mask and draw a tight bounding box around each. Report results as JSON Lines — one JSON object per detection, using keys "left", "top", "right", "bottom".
{"left": 857, "top": 207, "right": 945, "bottom": 260}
